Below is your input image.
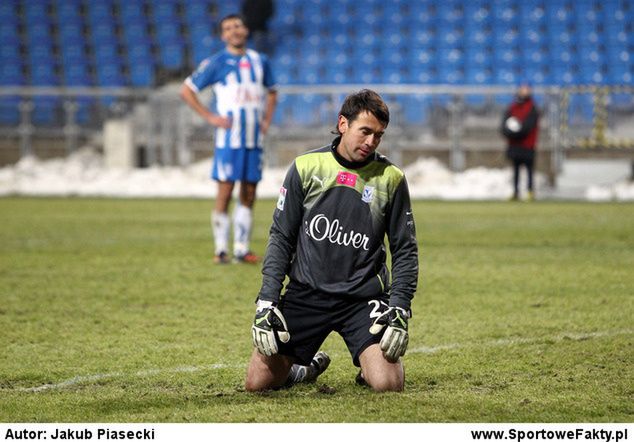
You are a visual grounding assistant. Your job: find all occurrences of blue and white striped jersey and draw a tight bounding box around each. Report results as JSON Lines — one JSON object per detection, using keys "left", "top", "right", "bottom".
{"left": 185, "top": 48, "right": 276, "bottom": 150}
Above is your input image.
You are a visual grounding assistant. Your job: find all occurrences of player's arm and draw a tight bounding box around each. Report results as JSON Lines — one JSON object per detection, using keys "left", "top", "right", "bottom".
{"left": 260, "top": 89, "right": 278, "bottom": 135}
{"left": 370, "top": 176, "right": 418, "bottom": 362}
{"left": 179, "top": 82, "right": 231, "bottom": 129}
{"left": 386, "top": 176, "right": 419, "bottom": 311}
{"left": 258, "top": 162, "right": 304, "bottom": 304}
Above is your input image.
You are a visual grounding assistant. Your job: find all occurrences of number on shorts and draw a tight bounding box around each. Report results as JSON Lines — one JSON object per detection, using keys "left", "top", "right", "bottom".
{"left": 368, "top": 300, "right": 388, "bottom": 319}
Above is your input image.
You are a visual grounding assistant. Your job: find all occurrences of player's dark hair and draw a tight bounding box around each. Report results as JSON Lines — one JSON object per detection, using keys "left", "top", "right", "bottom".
{"left": 218, "top": 14, "right": 247, "bottom": 34}
{"left": 334, "top": 89, "right": 390, "bottom": 135}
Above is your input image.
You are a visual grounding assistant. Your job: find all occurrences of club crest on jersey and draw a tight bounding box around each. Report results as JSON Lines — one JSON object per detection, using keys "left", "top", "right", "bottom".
{"left": 336, "top": 171, "right": 357, "bottom": 188}
{"left": 277, "top": 186, "right": 287, "bottom": 211}
{"left": 362, "top": 185, "right": 375, "bottom": 203}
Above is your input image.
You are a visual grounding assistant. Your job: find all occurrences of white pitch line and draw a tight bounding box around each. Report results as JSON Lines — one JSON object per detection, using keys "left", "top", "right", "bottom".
{"left": 11, "top": 328, "right": 633, "bottom": 393}
{"left": 409, "top": 328, "right": 634, "bottom": 354}
{"left": 17, "top": 363, "right": 243, "bottom": 393}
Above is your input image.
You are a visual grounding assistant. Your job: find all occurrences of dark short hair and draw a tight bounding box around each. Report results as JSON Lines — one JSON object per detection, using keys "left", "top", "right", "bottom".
{"left": 218, "top": 14, "right": 247, "bottom": 34}
{"left": 334, "top": 89, "right": 390, "bottom": 135}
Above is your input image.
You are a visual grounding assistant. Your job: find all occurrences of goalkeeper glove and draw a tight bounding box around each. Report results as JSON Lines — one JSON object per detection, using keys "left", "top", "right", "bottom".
{"left": 369, "top": 306, "right": 410, "bottom": 363}
{"left": 251, "top": 300, "right": 290, "bottom": 356}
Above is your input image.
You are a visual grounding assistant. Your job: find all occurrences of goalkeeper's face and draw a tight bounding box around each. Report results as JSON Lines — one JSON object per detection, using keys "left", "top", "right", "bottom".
{"left": 221, "top": 17, "right": 249, "bottom": 49}
{"left": 336, "top": 111, "right": 386, "bottom": 163}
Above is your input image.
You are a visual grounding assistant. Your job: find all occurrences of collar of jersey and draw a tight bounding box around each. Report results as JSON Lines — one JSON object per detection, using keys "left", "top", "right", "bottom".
{"left": 330, "top": 136, "right": 376, "bottom": 170}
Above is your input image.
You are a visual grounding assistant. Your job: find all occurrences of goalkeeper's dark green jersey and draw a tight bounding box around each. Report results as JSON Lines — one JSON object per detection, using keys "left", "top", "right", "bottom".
{"left": 258, "top": 137, "right": 419, "bottom": 311}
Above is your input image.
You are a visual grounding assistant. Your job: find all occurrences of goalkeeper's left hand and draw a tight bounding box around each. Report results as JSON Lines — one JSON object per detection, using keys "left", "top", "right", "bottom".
{"left": 251, "top": 300, "right": 290, "bottom": 356}
{"left": 369, "top": 306, "right": 410, "bottom": 363}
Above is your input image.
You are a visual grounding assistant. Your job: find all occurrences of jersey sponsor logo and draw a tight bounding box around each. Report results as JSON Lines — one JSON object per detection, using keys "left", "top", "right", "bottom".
{"left": 362, "top": 185, "right": 375, "bottom": 203}
{"left": 336, "top": 171, "right": 357, "bottom": 187}
{"left": 239, "top": 60, "right": 252, "bottom": 69}
{"left": 305, "top": 214, "right": 370, "bottom": 250}
{"left": 277, "top": 186, "right": 287, "bottom": 211}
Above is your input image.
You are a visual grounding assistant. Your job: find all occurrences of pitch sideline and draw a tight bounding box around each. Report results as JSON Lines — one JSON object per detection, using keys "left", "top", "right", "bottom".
{"left": 13, "top": 328, "right": 632, "bottom": 393}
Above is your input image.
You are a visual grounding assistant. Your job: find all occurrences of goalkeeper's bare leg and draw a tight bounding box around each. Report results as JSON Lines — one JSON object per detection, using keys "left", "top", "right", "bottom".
{"left": 245, "top": 350, "right": 330, "bottom": 392}
{"left": 245, "top": 350, "right": 294, "bottom": 392}
{"left": 357, "top": 344, "right": 404, "bottom": 392}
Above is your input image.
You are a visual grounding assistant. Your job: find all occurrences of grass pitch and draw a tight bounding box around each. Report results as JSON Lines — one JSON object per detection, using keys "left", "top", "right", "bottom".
{"left": 0, "top": 198, "right": 632, "bottom": 422}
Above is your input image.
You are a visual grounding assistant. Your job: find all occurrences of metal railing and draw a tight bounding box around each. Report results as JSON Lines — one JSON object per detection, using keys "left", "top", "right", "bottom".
{"left": 1, "top": 85, "right": 633, "bottom": 173}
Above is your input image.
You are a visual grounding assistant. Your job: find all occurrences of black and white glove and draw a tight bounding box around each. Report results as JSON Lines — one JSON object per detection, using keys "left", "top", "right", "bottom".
{"left": 251, "top": 300, "right": 290, "bottom": 356}
{"left": 369, "top": 306, "right": 410, "bottom": 362}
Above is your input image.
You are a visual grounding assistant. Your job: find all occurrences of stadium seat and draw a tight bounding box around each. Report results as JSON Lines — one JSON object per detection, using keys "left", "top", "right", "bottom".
{"left": 158, "top": 43, "right": 185, "bottom": 70}
{"left": 399, "top": 95, "right": 430, "bottom": 124}
{"left": 0, "top": 64, "right": 25, "bottom": 86}
{"left": 129, "top": 62, "right": 155, "bottom": 87}
{"left": 64, "top": 64, "right": 93, "bottom": 86}
{"left": 30, "top": 64, "right": 60, "bottom": 86}
{"left": 32, "top": 97, "right": 62, "bottom": 126}
{"left": 0, "top": 97, "right": 21, "bottom": 126}
{"left": 96, "top": 63, "right": 126, "bottom": 86}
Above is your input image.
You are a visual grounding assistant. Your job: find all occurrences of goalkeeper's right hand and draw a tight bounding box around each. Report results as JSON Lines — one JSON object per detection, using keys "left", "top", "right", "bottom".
{"left": 251, "top": 300, "right": 290, "bottom": 356}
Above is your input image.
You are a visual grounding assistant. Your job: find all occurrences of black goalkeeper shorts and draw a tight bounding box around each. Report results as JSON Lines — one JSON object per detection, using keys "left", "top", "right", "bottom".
{"left": 276, "top": 280, "right": 389, "bottom": 367}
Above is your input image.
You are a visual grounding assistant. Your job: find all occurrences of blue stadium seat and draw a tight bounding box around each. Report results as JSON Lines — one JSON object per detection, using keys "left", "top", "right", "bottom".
{"left": 493, "top": 67, "right": 519, "bottom": 85}
{"left": 56, "top": 0, "right": 83, "bottom": 22}
{"left": 579, "top": 67, "right": 607, "bottom": 85}
{"left": 24, "top": 3, "right": 50, "bottom": 22}
{"left": 93, "top": 43, "right": 121, "bottom": 65}
{"left": 151, "top": 2, "right": 179, "bottom": 24}
{"left": 288, "top": 94, "right": 327, "bottom": 125}
{"left": 121, "top": 22, "right": 151, "bottom": 45}
{"left": 183, "top": 2, "right": 210, "bottom": 25}
{"left": 126, "top": 42, "right": 154, "bottom": 64}
{"left": 0, "top": 64, "right": 25, "bottom": 86}
{"left": 606, "top": 65, "right": 632, "bottom": 85}
{"left": 522, "top": 66, "right": 549, "bottom": 85}
{"left": 550, "top": 66, "right": 577, "bottom": 85}
{"left": 545, "top": 4, "right": 575, "bottom": 28}
{"left": 158, "top": 43, "right": 185, "bottom": 70}
{"left": 129, "top": 62, "right": 155, "bottom": 87}
{"left": 464, "top": 4, "right": 491, "bottom": 26}
{"left": 0, "top": 23, "right": 19, "bottom": 41}
{"left": 32, "top": 97, "right": 62, "bottom": 126}
{"left": 154, "top": 23, "right": 184, "bottom": 46}
{"left": 64, "top": 64, "right": 93, "bottom": 86}
{"left": 58, "top": 23, "right": 85, "bottom": 46}
{"left": 90, "top": 23, "right": 118, "bottom": 45}
{"left": 30, "top": 64, "right": 60, "bottom": 86}
{"left": 411, "top": 28, "right": 436, "bottom": 47}
{"left": 465, "top": 66, "right": 493, "bottom": 85}
{"left": 60, "top": 44, "right": 89, "bottom": 66}
{"left": 0, "top": 97, "right": 21, "bottom": 126}
{"left": 28, "top": 44, "right": 56, "bottom": 65}
{"left": 96, "top": 62, "right": 126, "bottom": 86}
{"left": 119, "top": 8, "right": 145, "bottom": 28}
{"left": 521, "top": 28, "right": 547, "bottom": 47}
{"left": 0, "top": 44, "right": 20, "bottom": 61}
{"left": 0, "top": 2, "right": 17, "bottom": 20}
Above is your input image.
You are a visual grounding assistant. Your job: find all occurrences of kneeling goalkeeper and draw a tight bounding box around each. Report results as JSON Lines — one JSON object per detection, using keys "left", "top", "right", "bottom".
{"left": 245, "top": 90, "right": 419, "bottom": 392}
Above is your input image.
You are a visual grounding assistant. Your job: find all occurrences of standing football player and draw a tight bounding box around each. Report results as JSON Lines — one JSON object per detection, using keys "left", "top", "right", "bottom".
{"left": 246, "top": 90, "right": 419, "bottom": 392}
{"left": 180, "top": 14, "right": 277, "bottom": 263}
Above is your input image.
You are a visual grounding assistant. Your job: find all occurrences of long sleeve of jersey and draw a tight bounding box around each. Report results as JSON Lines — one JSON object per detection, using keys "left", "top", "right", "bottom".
{"left": 386, "top": 177, "right": 419, "bottom": 310}
{"left": 258, "top": 162, "right": 304, "bottom": 303}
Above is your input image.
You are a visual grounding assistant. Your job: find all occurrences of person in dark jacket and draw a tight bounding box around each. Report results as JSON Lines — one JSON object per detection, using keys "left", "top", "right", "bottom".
{"left": 245, "top": 90, "right": 419, "bottom": 392}
{"left": 241, "top": 0, "right": 274, "bottom": 55}
{"left": 501, "top": 83, "right": 540, "bottom": 201}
